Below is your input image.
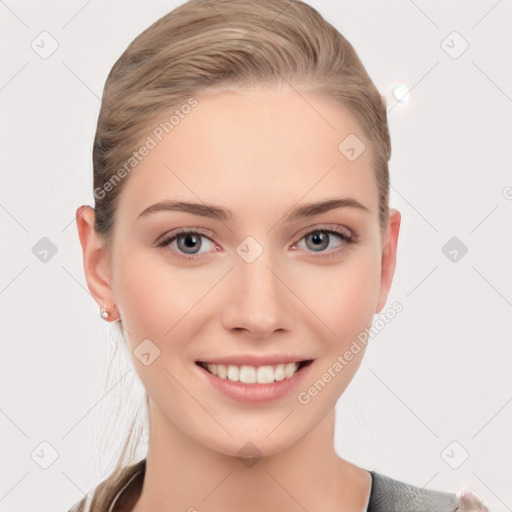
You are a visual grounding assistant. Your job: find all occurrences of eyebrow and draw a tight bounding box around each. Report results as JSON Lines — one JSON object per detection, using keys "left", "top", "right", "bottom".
{"left": 136, "top": 197, "right": 369, "bottom": 223}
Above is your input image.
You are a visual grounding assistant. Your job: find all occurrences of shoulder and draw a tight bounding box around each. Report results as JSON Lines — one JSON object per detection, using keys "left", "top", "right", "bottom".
{"left": 367, "top": 471, "right": 488, "bottom": 512}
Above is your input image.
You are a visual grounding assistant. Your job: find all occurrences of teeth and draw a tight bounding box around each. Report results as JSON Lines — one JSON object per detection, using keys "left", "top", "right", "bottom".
{"left": 217, "top": 364, "right": 227, "bottom": 379}
{"left": 240, "top": 366, "right": 256, "bottom": 383}
{"left": 205, "top": 362, "right": 300, "bottom": 383}
{"left": 227, "top": 365, "right": 239, "bottom": 381}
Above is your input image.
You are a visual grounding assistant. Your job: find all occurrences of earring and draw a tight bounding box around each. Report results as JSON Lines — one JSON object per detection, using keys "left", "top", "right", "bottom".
{"left": 100, "top": 307, "right": 110, "bottom": 319}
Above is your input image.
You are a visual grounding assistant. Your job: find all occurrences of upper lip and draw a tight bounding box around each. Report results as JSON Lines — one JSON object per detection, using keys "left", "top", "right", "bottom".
{"left": 196, "top": 355, "right": 314, "bottom": 367}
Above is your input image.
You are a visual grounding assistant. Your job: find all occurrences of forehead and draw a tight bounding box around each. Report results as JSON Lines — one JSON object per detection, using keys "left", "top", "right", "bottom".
{"left": 116, "top": 87, "right": 378, "bottom": 223}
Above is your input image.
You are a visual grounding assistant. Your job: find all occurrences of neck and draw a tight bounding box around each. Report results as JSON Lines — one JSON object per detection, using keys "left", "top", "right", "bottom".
{"left": 131, "top": 404, "right": 371, "bottom": 512}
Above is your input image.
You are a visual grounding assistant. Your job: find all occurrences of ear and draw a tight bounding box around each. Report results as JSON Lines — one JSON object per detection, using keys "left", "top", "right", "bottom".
{"left": 75, "top": 205, "right": 119, "bottom": 321}
{"left": 375, "top": 208, "right": 401, "bottom": 313}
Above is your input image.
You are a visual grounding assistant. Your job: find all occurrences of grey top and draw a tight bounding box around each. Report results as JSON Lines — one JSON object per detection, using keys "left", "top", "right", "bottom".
{"left": 367, "top": 471, "right": 459, "bottom": 511}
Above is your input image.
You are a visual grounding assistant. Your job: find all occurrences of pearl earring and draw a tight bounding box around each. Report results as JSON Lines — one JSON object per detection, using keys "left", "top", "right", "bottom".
{"left": 100, "top": 307, "right": 109, "bottom": 319}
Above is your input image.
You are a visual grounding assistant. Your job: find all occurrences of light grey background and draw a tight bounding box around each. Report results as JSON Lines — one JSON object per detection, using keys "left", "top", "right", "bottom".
{"left": 1, "top": 1, "right": 511, "bottom": 510}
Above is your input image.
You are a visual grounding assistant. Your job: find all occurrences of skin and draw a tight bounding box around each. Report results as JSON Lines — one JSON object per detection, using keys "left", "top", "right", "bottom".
{"left": 76, "top": 86, "right": 401, "bottom": 512}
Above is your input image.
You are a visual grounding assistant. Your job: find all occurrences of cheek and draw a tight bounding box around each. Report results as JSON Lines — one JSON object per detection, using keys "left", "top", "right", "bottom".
{"left": 301, "top": 251, "right": 382, "bottom": 344}
{"left": 111, "top": 247, "right": 224, "bottom": 364}
{"left": 112, "top": 248, "right": 193, "bottom": 340}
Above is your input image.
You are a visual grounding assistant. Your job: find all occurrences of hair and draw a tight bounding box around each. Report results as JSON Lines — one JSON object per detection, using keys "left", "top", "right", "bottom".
{"left": 71, "top": 0, "right": 392, "bottom": 509}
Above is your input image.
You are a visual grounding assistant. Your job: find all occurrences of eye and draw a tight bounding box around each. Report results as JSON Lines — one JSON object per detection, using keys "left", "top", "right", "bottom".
{"left": 156, "top": 228, "right": 218, "bottom": 260}
{"left": 156, "top": 225, "right": 356, "bottom": 261}
{"left": 291, "top": 226, "right": 355, "bottom": 259}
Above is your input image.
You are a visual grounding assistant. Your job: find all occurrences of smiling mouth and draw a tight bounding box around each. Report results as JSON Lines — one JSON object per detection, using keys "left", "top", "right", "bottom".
{"left": 196, "top": 360, "right": 314, "bottom": 384}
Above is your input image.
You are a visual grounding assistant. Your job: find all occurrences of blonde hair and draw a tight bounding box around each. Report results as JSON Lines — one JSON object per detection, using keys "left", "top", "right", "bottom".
{"left": 71, "top": 0, "right": 391, "bottom": 509}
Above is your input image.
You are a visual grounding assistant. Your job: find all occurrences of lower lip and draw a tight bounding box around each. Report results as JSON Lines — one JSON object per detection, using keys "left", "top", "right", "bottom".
{"left": 195, "top": 362, "right": 313, "bottom": 403}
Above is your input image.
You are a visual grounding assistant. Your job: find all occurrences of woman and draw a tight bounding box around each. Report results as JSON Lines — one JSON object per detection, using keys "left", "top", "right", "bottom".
{"left": 70, "top": 0, "right": 490, "bottom": 510}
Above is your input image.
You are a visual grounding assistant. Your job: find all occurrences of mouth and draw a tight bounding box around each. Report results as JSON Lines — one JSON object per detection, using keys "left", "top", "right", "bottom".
{"left": 195, "top": 359, "right": 314, "bottom": 384}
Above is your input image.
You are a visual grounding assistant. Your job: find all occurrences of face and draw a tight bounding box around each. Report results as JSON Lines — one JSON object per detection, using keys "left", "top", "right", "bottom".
{"left": 79, "top": 87, "right": 400, "bottom": 459}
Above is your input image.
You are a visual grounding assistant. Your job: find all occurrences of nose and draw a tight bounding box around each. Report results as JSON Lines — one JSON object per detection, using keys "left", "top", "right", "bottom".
{"left": 220, "top": 252, "right": 296, "bottom": 339}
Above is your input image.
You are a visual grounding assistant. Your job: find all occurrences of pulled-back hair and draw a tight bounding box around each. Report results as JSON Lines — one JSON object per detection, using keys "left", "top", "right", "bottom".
{"left": 70, "top": 0, "right": 391, "bottom": 509}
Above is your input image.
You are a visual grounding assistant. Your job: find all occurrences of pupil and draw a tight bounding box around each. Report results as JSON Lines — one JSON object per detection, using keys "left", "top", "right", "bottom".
{"left": 180, "top": 234, "right": 200, "bottom": 253}
{"left": 309, "top": 232, "right": 328, "bottom": 251}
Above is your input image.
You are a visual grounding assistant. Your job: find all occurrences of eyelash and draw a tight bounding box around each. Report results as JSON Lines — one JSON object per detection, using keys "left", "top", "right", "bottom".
{"left": 156, "top": 226, "right": 355, "bottom": 261}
